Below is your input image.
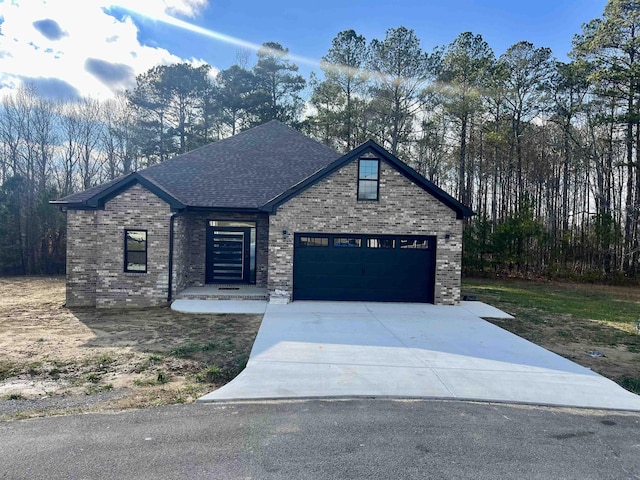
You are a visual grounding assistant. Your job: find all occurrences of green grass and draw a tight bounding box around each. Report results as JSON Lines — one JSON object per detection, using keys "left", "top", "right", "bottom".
{"left": 5, "top": 393, "right": 24, "bottom": 400}
{"left": 170, "top": 342, "right": 219, "bottom": 358}
{"left": 156, "top": 371, "right": 169, "bottom": 384}
{"left": 82, "top": 354, "right": 116, "bottom": 370}
{"left": 0, "top": 361, "right": 17, "bottom": 381}
{"left": 463, "top": 278, "right": 640, "bottom": 324}
{"left": 26, "top": 361, "right": 43, "bottom": 376}
{"left": 194, "top": 354, "right": 249, "bottom": 384}
{"left": 133, "top": 370, "right": 170, "bottom": 387}
{"left": 618, "top": 377, "right": 640, "bottom": 395}
{"left": 94, "top": 354, "right": 116, "bottom": 367}
{"left": 194, "top": 365, "right": 228, "bottom": 384}
{"left": 84, "top": 383, "right": 114, "bottom": 395}
{"left": 133, "top": 378, "right": 160, "bottom": 387}
{"left": 85, "top": 372, "right": 102, "bottom": 384}
{"left": 133, "top": 354, "right": 165, "bottom": 374}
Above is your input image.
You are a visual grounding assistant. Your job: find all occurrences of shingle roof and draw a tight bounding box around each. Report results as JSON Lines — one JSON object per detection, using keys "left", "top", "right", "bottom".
{"left": 56, "top": 176, "right": 126, "bottom": 204}
{"left": 55, "top": 120, "right": 341, "bottom": 209}
{"left": 53, "top": 121, "right": 472, "bottom": 218}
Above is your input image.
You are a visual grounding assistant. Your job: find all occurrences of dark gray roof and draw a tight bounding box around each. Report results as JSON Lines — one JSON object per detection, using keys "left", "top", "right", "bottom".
{"left": 57, "top": 176, "right": 125, "bottom": 204}
{"left": 56, "top": 121, "right": 341, "bottom": 209}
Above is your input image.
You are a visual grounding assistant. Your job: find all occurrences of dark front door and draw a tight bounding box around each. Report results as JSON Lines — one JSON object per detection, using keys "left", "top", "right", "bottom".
{"left": 206, "top": 226, "right": 251, "bottom": 283}
{"left": 293, "top": 233, "right": 436, "bottom": 303}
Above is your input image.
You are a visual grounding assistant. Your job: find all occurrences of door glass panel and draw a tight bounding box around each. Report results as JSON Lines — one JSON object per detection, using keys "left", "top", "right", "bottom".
{"left": 399, "top": 238, "right": 430, "bottom": 249}
{"left": 299, "top": 236, "right": 329, "bottom": 247}
{"left": 211, "top": 230, "right": 244, "bottom": 281}
{"left": 367, "top": 238, "right": 395, "bottom": 249}
{"left": 208, "top": 221, "right": 256, "bottom": 283}
{"left": 333, "top": 237, "right": 362, "bottom": 248}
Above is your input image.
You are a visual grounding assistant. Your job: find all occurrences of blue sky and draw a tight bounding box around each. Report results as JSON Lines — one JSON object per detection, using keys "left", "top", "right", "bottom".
{"left": 0, "top": 0, "right": 608, "bottom": 100}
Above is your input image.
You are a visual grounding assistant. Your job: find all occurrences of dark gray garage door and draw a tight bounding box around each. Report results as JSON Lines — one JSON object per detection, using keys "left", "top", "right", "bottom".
{"left": 293, "top": 233, "right": 436, "bottom": 303}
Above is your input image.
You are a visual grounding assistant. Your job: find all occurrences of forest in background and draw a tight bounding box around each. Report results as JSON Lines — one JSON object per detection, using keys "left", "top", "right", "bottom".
{"left": 1, "top": 0, "right": 639, "bottom": 283}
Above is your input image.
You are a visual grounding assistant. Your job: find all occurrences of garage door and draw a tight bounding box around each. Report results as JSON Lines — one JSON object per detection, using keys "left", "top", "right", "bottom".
{"left": 293, "top": 233, "right": 436, "bottom": 303}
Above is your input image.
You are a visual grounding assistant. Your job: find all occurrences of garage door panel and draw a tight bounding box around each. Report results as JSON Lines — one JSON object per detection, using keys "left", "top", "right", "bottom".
{"left": 295, "top": 249, "right": 353, "bottom": 262}
{"left": 297, "top": 285, "right": 429, "bottom": 303}
{"left": 363, "top": 260, "right": 425, "bottom": 278}
{"left": 295, "top": 261, "right": 362, "bottom": 278}
{"left": 293, "top": 233, "right": 435, "bottom": 303}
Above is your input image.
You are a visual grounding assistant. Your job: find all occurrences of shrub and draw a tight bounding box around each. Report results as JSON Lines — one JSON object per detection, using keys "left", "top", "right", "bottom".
{"left": 156, "top": 371, "right": 169, "bottom": 384}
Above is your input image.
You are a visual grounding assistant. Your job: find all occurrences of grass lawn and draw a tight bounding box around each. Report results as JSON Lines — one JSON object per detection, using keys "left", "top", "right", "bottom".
{"left": 463, "top": 278, "right": 640, "bottom": 394}
{"left": 0, "top": 276, "right": 262, "bottom": 420}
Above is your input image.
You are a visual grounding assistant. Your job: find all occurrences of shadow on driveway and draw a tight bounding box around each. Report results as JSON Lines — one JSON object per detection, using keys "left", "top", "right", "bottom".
{"left": 199, "top": 301, "right": 640, "bottom": 411}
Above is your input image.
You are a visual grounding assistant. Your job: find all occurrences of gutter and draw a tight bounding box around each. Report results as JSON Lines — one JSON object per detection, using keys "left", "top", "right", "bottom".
{"left": 167, "top": 209, "right": 187, "bottom": 303}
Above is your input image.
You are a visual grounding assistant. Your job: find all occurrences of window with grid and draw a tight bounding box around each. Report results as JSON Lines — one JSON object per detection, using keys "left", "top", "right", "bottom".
{"left": 357, "top": 158, "right": 379, "bottom": 200}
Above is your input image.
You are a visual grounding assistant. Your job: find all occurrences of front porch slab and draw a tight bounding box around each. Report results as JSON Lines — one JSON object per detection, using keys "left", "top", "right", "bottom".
{"left": 171, "top": 299, "right": 267, "bottom": 314}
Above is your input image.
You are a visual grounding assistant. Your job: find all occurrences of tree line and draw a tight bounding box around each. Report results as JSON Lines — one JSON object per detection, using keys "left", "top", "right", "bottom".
{"left": 0, "top": 0, "right": 638, "bottom": 282}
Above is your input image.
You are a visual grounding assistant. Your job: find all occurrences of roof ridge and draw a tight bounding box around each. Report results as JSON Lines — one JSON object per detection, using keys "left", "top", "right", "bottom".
{"left": 142, "top": 120, "right": 337, "bottom": 173}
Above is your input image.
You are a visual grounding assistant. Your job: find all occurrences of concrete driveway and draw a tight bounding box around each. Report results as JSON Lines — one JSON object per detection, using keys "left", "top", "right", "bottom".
{"left": 199, "top": 301, "right": 640, "bottom": 411}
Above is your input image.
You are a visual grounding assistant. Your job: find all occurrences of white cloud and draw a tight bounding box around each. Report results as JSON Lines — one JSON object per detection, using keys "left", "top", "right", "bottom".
{"left": 0, "top": 0, "right": 210, "bottom": 100}
{"left": 163, "top": 0, "right": 208, "bottom": 17}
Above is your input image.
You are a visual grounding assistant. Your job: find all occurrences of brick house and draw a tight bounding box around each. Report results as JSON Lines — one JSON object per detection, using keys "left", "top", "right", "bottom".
{"left": 53, "top": 120, "right": 472, "bottom": 308}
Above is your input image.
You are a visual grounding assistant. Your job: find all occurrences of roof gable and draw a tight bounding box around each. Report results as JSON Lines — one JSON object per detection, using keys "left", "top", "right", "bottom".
{"left": 51, "top": 172, "right": 185, "bottom": 210}
{"left": 262, "top": 140, "right": 474, "bottom": 219}
{"left": 52, "top": 120, "right": 341, "bottom": 210}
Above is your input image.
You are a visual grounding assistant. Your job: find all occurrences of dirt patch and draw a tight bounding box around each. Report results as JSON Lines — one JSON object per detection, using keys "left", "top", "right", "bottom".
{"left": 0, "top": 276, "right": 262, "bottom": 420}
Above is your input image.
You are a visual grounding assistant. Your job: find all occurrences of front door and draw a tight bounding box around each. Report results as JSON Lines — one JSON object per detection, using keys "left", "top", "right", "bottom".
{"left": 206, "top": 226, "right": 251, "bottom": 283}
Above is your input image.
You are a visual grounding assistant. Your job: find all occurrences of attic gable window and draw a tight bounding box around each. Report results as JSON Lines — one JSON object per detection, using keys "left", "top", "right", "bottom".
{"left": 357, "top": 157, "right": 379, "bottom": 201}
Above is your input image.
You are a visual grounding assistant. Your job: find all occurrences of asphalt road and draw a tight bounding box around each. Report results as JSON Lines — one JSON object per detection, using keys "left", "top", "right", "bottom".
{"left": 1, "top": 399, "right": 640, "bottom": 479}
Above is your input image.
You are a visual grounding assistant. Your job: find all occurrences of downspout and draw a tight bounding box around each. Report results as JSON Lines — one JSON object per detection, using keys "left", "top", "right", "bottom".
{"left": 167, "top": 209, "right": 187, "bottom": 303}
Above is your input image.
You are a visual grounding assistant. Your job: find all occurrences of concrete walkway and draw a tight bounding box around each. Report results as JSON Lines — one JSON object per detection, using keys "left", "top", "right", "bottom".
{"left": 171, "top": 299, "right": 267, "bottom": 314}
{"left": 198, "top": 301, "right": 640, "bottom": 411}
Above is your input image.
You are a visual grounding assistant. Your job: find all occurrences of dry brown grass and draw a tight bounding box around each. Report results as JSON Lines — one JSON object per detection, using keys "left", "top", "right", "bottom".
{"left": 0, "top": 276, "right": 262, "bottom": 420}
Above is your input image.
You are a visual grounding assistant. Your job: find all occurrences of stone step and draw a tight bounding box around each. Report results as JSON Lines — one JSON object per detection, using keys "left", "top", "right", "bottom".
{"left": 176, "top": 293, "right": 269, "bottom": 301}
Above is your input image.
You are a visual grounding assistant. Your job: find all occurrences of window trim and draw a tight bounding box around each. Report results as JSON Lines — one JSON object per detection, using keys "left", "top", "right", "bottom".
{"left": 357, "top": 158, "right": 380, "bottom": 201}
{"left": 124, "top": 229, "right": 148, "bottom": 273}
